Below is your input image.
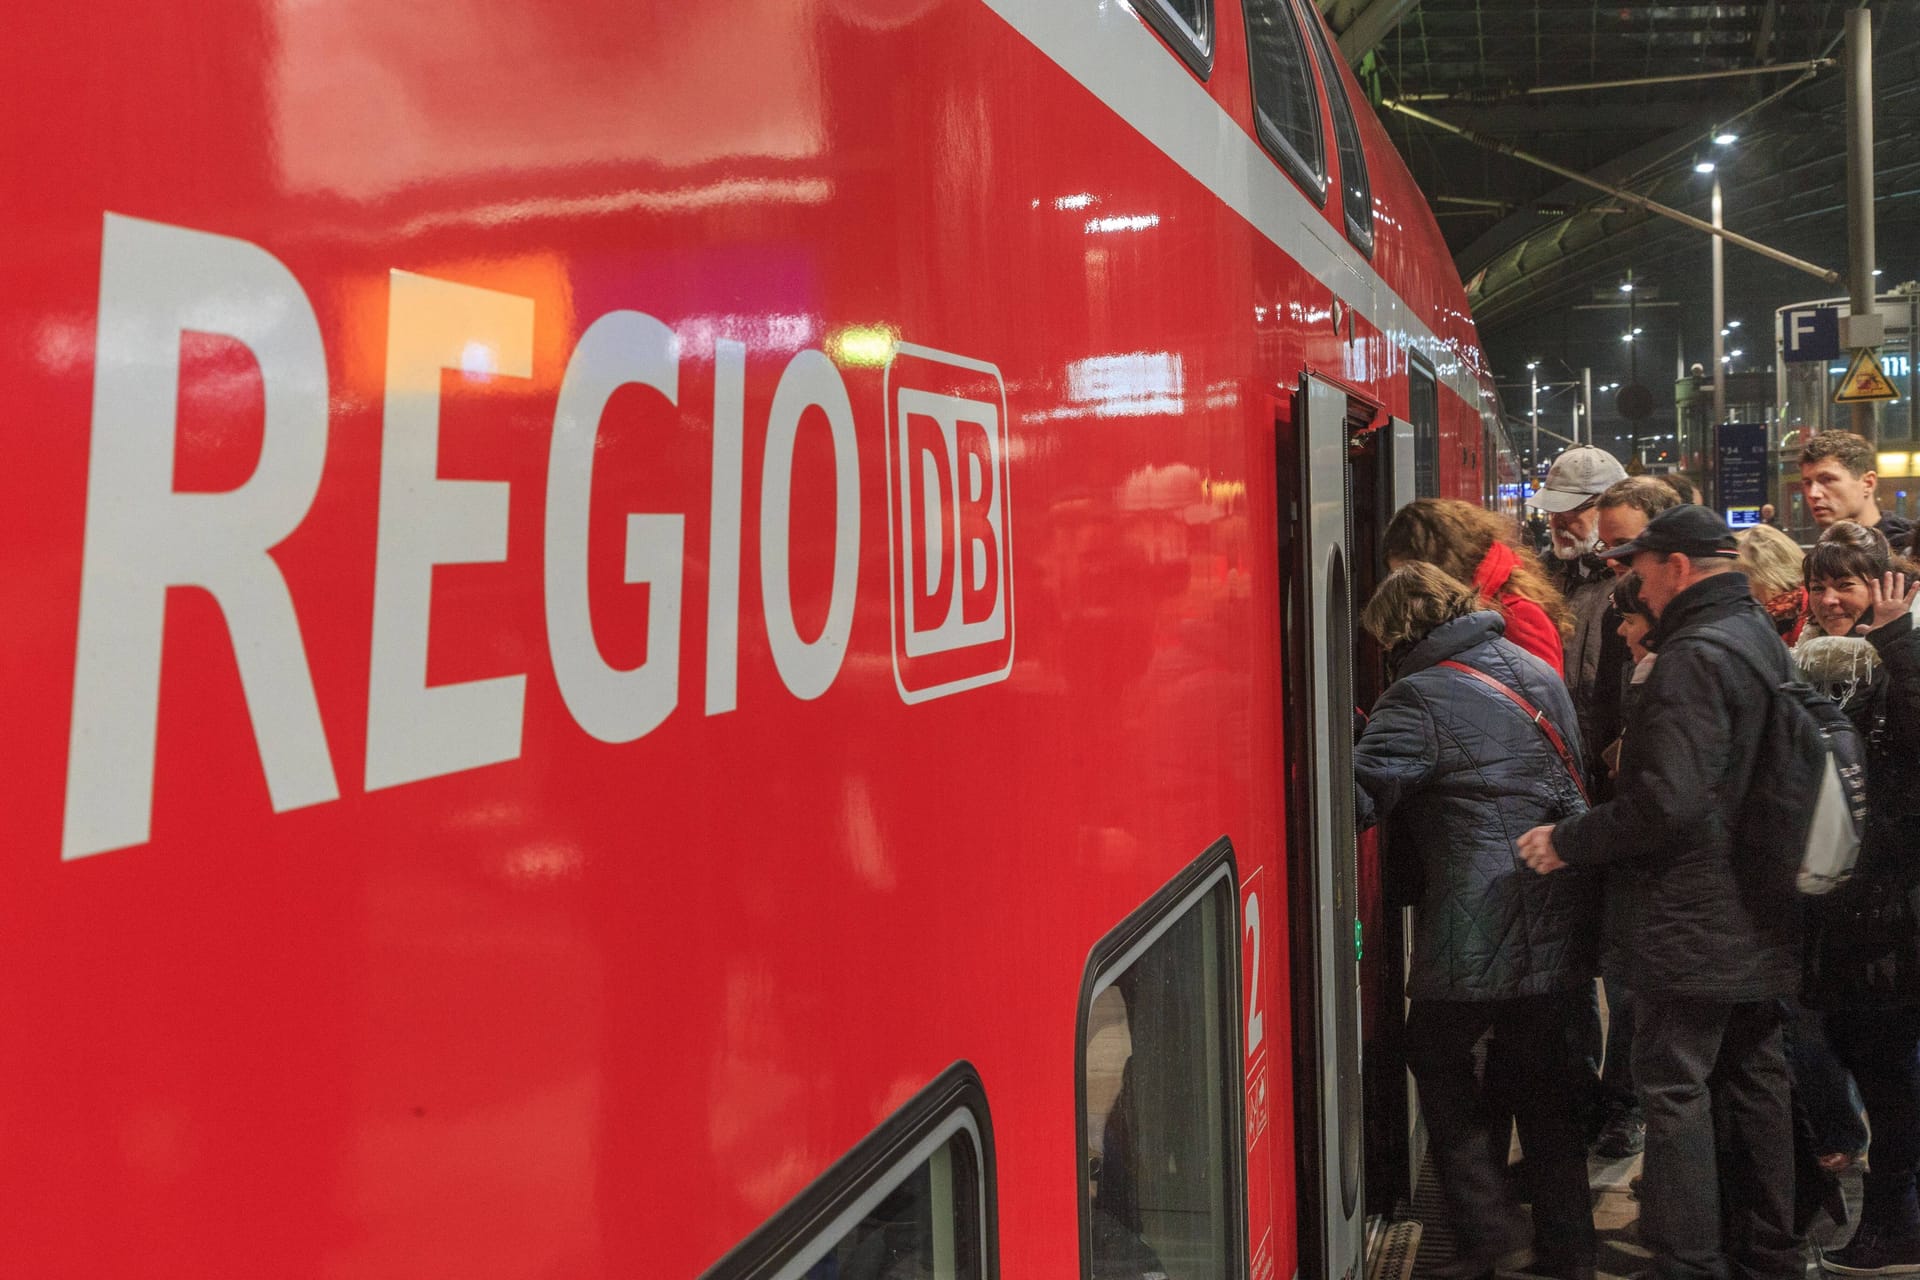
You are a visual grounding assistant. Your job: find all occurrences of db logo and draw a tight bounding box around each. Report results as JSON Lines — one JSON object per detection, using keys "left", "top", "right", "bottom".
{"left": 884, "top": 343, "right": 1015, "bottom": 703}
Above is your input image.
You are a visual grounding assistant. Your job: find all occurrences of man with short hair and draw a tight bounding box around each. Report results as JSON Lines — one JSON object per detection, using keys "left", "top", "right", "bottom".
{"left": 1662, "top": 473, "right": 1703, "bottom": 506}
{"left": 1575, "top": 473, "right": 1684, "bottom": 1160}
{"left": 1518, "top": 506, "right": 1803, "bottom": 1280}
{"left": 1760, "top": 502, "right": 1780, "bottom": 529}
{"left": 1598, "top": 477, "right": 1683, "bottom": 576}
{"left": 1800, "top": 430, "right": 1913, "bottom": 550}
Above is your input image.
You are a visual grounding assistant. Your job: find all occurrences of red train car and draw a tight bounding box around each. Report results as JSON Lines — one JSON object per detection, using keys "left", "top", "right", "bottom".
{"left": 0, "top": 0, "right": 1510, "bottom": 1275}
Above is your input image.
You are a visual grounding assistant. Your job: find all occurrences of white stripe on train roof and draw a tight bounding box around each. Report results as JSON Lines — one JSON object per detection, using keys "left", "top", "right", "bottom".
{"left": 977, "top": 0, "right": 1495, "bottom": 417}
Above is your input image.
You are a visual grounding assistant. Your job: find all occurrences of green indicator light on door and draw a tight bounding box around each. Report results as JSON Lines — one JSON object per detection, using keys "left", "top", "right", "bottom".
{"left": 1353, "top": 920, "right": 1363, "bottom": 961}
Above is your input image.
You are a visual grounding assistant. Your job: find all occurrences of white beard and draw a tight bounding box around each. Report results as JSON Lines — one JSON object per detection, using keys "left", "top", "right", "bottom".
{"left": 1550, "top": 528, "right": 1601, "bottom": 561}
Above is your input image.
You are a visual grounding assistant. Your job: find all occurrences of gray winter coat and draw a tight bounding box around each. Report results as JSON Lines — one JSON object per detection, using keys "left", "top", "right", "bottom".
{"left": 1549, "top": 553, "right": 1617, "bottom": 769}
{"left": 1355, "top": 611, "right": 1599, "bottom": 1001}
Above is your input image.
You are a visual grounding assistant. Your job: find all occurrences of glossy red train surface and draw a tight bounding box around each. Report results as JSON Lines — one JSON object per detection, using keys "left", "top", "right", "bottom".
{"left": 0, "top": 0, "right": 1508, "bottom": 1275}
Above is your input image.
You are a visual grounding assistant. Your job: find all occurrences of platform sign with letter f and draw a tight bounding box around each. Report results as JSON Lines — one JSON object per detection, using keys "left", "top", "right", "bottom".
{"left": 884, "top": 343, "right": 1014, "bottom": 703}
{"left": 1783, "top": 306, "right": 1841, "bottom": 363}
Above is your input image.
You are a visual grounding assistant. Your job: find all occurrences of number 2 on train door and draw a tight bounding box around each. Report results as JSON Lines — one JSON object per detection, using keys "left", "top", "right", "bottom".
{"left": 1242, "top": 870, "right": 1276, "bottom": 1280}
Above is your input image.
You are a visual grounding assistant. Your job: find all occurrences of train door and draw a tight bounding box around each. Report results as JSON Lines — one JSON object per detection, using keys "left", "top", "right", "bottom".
{"left": 1360, "top": 415, "right": 1422, "bottom": 1213}
{"left": 1284, "top": 374, "right": 1366, "bottom": 1280}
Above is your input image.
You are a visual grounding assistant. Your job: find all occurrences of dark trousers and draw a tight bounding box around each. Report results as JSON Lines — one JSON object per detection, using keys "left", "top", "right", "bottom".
{"left": 1407, "top": 994, "right": 1596, "bottom": 1273}
{"left": 1598, "top": 980, "right": 1639, "bottom": 1120}
{"left": 1826, "top": 1006, "right": 1920, "bottom": 1239}
{"left": 1785, "top": 1000, "right": 1866, "bottom": 1158}
{"left": 1634, "top": 996, "right": 1799, "bottom": 1280}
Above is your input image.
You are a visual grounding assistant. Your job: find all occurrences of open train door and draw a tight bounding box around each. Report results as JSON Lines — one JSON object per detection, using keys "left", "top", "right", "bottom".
{"left": 1347, "top": 407, "right": 1421, "bottom": 1220}
{"left": 1284, "top": 373, "right": 1367, "bottom": 1280}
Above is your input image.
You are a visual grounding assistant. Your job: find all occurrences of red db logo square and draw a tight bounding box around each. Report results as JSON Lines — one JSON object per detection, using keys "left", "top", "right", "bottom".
{"left": 884, "top": 343, "right": 1015, "bottom": 703}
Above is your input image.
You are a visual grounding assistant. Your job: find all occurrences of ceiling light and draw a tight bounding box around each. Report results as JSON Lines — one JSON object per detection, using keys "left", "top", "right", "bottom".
{"left": 1622, "top": 333, "right": 1634, "bottom": 342}
{"left": 1695, "top": 159, "right": 1717, "bottom": 174}
{"left": 1728, "top": 320, "right": 1742, "bottom": 329}
{"left": 1714, "top": 132, "right": 1739, "bottom": 146}
{"left": 1619, "top": 281, "right": 1634, "bottom": 293}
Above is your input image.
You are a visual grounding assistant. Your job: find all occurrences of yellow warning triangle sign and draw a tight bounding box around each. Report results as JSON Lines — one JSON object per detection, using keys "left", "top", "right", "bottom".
{"left": 1835, "top": 347, "right": 1900, "bottom": 403}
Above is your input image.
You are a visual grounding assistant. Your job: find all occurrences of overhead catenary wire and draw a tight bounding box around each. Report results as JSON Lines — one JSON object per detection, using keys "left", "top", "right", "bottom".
{"left": 1378, "top": 97, "right": 1843, "bottom": 286}
{"left": 1395, "top": 58, "right": 1835, "bottom": 102}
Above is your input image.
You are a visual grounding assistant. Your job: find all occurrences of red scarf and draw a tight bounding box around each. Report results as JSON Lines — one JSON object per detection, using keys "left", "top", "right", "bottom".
{"left": 1764, "top": 585, "right": 1808, "bottom": 646}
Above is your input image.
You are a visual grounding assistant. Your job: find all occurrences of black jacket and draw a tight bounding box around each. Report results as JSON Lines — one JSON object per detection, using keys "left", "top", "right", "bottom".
{"left": 1552, "top": 571, "right": 1802, "bottom": 1002}
{"left": 1879, "top": 513, "right": 1915, "bottom": 555}
{"left": 1586, "top": 606, "right": 1631, "bottom": 803}
{"left": 1355, "top": 612, "right": 1598, "bottom": 1002}
{"left": 1805, "top": 612, "right": 1920, "bottom": 1007}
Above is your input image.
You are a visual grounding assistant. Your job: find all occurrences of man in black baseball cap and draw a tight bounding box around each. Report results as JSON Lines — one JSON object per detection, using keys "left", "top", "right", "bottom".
{"left": 1600, "top": 504, "right": 1741, "bottom": 619}
{"left": 1517, "top": 503, "right": 1802, "bottom": 1280}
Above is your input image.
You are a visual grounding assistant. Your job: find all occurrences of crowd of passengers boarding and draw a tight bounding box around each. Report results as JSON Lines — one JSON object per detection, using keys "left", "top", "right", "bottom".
{"left": 1352, "top": 430, "right": 1920, "bottom": 1280}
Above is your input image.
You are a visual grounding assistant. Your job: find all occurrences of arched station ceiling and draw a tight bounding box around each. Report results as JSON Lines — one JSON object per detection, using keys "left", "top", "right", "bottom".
{"left": 1321, "top": 0, "right": 1920, "bottom": 350}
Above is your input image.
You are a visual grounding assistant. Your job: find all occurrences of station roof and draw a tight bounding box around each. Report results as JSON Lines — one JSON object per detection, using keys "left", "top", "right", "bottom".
{"left": 1323, "top": 1, "right": 1920, "bottom": 349}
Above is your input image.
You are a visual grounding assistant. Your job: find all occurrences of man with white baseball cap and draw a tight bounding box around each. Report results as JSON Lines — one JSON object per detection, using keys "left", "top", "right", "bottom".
{"left": 1527, "top": 446, "right": 1628, "bottom": 750}
{"left": 1530, "top": 446, "right": 1631, "bottom": 550}
{"left": 1521, "top": 447, "right": 1632, "bottom": 1158}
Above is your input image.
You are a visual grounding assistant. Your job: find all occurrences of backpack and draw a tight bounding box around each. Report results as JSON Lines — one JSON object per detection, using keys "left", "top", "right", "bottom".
{"left": 1693, "top": 632, "right": 1870, "bottom": 896}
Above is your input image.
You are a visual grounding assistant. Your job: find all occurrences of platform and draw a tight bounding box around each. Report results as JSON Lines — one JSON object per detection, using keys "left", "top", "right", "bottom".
{"left": 1393, "top": 1147, "right": 1862, "bottom": 1280}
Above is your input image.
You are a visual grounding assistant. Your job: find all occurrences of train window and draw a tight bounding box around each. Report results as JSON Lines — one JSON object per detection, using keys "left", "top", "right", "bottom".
{"left": 1483, "top": 418, "right": 1499, "bottom": 510}
{"left": 1244, "top": 0, "right": 1327, "bottom": 201}
{"left": 705, "top": 1064, "right": 997, "bottom": 1280}
{"left": 1408, "top": 358, "right": 1440, "bottom": 498}
{"left": 1079, "top": 840, "right": 1246, "bottom": 1280}
{"left": 1301, "top": 4, "right": 1373, "bottom": 253}
{"left": 1137, "top": 0, "right": 1214, "bottom": 79}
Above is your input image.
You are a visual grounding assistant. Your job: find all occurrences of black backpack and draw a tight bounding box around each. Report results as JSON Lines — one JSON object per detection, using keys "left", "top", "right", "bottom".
{"left": 1693, "top": 632, "right": 1870, "bottom": 896}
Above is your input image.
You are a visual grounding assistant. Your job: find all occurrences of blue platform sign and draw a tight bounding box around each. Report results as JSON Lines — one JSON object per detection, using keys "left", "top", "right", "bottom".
{"left": 1718, "top": 422, "right": 1769, "bottom": 527}
{"left": 1782, "top": 306, "right": 1842, "bottom": 363}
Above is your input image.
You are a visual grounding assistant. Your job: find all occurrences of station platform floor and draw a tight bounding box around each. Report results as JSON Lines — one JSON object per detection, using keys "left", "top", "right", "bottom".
{"left": 1396, "top": 1146, "right": 1862, "bottom": 1280}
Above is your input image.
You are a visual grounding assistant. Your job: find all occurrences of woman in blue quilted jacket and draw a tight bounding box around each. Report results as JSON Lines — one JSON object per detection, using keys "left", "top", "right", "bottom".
{"left": 1355, "top": 561, "right": 1600, "bottom": 1280}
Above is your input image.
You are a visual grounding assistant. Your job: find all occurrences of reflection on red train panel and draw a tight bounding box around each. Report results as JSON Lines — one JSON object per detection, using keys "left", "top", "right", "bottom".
{"left": 0, "top": 0, "right": 1513, "bottom": 1275}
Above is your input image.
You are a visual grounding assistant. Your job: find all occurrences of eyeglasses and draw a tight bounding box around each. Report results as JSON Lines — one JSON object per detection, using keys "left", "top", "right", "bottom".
{"left": 1550, "top": 497, "right": 1600, "bottom": 517}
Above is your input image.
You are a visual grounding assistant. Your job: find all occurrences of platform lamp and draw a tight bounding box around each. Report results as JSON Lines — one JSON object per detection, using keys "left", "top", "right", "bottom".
{"left": 1527, "top": 360, "right": 1540, "bottom": 485}
{"left": 1699, "top": 140, "right": 1733, "bottom": 428}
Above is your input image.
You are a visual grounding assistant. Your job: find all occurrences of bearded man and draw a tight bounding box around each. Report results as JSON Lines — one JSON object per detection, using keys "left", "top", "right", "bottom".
{"left": 1525, "top": 446, "right": 1629, "bottom": 756}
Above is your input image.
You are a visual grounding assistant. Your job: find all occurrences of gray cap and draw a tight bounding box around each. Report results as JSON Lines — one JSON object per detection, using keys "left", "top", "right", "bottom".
{"left": 1526, "top": 445, "right": 1628, "bottom": 513}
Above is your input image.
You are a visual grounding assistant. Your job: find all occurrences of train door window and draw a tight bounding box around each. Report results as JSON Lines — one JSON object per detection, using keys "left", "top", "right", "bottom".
{"left": 1079, "top": 841, "right": 1246, "bottom": 1280}
{"left": 1244, "top": 0, "right": 1327, "bottom": 201}
{"left": 1137, "top": 0, "right": 1214, "bottom": 78}
{"left": 1301, "top": 4, "right": 1373, "bottom": 253}
{"left": 1484, "top": 419, "right": 1498, "bottom": 509}
{"left": 705, "top": 1064, "right": 997, "bottom": 1280}
{"left": 1408, "top": 358, "right": 1440, "bottom": 498}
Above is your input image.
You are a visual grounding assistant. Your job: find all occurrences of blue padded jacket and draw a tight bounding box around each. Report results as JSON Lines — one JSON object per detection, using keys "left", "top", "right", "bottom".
{"left": 1356, "top": 610, "right": 1599, "bottom": 1001}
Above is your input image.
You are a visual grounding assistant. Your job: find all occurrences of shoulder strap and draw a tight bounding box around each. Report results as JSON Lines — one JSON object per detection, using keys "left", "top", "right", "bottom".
{"left": 1438, "top": 660, "right": 1589, "bottom": 804}
{"left": 1681, "top": 629, "right": 1776, "bottom": 684}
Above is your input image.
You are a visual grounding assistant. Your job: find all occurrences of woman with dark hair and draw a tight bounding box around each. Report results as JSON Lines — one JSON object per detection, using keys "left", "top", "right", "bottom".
{"left": 1796, "top": 522, "right": 1920, "bottom": 705}
{"left": 1354, "top": 562, "right": 1598, "bottom": 1280}
{"left": 1578, "top": 570, "right": 1661, "bottom": 1162}
{"left": 1795, "top": 522, "right": 1920, "bottom": 1275}
{"left": 1383, "top": 498, "right": 1572, "bottom": 676}
{"left": 1598, "top": 572, "right": 1657, "bottom": 775}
